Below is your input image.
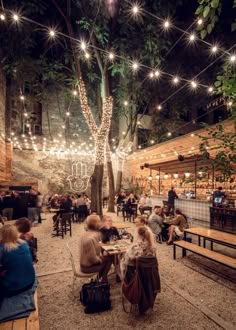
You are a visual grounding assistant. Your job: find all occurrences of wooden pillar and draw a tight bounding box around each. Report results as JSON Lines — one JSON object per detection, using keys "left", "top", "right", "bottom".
{"left": 5, "top": 142, "right": 12, "bottom": 180}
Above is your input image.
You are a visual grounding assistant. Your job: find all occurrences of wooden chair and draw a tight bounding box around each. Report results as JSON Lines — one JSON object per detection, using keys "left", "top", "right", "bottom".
{"left": 66, "top": 244, "right": 97, "bottom": 298}
{"left": 52, "top": 213, "right": 72, "bottom": 238}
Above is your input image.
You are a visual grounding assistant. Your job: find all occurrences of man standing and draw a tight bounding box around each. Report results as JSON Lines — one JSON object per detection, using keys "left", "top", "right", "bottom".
{"left": 212, "top": 187, "right": 225, "bottom": 207}
{"left": 167, "top": 187, "right": 178, "bottom": 215}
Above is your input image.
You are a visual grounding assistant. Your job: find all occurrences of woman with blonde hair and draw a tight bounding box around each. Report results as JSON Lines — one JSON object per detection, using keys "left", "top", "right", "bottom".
{"left": 0, "top": 224, "right": 35, "bottom": 306}
{"left": 121, "top": 225, "right": 156, "bottom": 278}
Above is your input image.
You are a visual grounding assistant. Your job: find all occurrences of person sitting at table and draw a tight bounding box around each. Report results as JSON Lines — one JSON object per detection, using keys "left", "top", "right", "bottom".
{"left": 167, "top": 208, "right": 188, "bottom": 245}
{"left": 139, "top": 193, "right": 153, "bottom": 215}
{"left": 79, "top": 215, "right": 113, "bottom": 282}
{"left": 134, "top": 215, "right": 148, "bottom": 227}
{"left": 0, "top": 224, "right": 35, "bottom": 307}
{"left": 121, "top": 225, "right": 156, "bottom": 278}
{"left": 15, "top": 217, "right": 38, "bottom": 263}
{"left": 148, "top": 207, "right": 163, "bottom": 237}
{"left": 100, "top": 215, "right": 120, "bottom": 243}
{"left": 123, "top": 193, "right": 136, "bottom": 216}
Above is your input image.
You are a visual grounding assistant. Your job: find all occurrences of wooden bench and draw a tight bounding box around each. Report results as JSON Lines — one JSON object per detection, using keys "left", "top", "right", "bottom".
{"left": 184, "top": 227, "right": 236, "bottom": 250}
{"left": 0, "top": 291, "right": 39, "bottom": 330}
{"left": 173, "top": 241, "right": 236, "bottom": 270}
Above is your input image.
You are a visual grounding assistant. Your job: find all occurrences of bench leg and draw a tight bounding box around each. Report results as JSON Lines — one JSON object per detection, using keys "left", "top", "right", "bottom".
{"left": 210, "top": 241, "right": 213, "bottom": 251}
{"left": 173, "top": 245, "right": 176, "bottom": 260}
{"left": 203, "top": 238, "right": 206, "bottom": 248}
{"left": 182, "top": 248, "right": 186, "bottom": 258}
{"left": 198, "top": 236, "right": 201, "bottom": 246}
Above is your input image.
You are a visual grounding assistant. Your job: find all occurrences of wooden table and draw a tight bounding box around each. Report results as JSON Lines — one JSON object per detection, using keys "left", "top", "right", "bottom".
{"left": 101, "top": 239, "right": 130, "bottom": 276}
{"left": 184, "top": 227, "right": 236, "bottom": 250}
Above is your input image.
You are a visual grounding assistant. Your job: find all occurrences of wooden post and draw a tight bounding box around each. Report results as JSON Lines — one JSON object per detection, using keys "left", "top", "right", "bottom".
{"left": 158, "top": 167, "right": 161, "bottom": 195}
{"left": 194, "top": 160, "right": 197, "bottom": 198}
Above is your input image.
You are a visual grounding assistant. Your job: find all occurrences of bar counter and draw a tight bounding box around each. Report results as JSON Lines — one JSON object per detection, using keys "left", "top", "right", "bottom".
{"left": 151, "top": 196, "right": 211, "bottom": 224}
{"left": 210, "top": 207, "right": 236, "bottom": 234}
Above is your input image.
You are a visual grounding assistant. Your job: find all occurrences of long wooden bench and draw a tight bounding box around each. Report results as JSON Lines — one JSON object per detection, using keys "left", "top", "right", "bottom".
{"left": 173, "top": 241, "right": 236, "bottom": 270}
{"left": 0, "top": 292, "right": 39, "bottom": 330}
{"left": 184, "top": 227, "right": 236, "bottom": 250}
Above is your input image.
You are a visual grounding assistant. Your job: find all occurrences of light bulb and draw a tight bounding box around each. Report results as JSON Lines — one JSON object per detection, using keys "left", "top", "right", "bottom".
{"left": 156, "top": 174, "right": 160, "bottom": 179}
{"left": 189, "top": 34, "right": 195, "bottom": 42}
{"left": 208, "top": 86, "right": 213, "bottom": 93}
{"left": 173, "top": 173, "right": 178, "bottom": 179}
{"left": 72, "top": 90, "right": 78, "bottom": 96}
{"left": 191, "top": 81, "right": 197, "bottom": 89}
{"left": 132, "top": 61, "right": 139, "bottom": 71}
{"left": 154, "top": 70, "right": 160, "bottom": 77}
{"left": 185, "top": 172, "right": 191, "bottom": 178}
{"left": 148, "top": 175, "right": 153, "bottom": 181}
{"left": 157, "top": 105, "right": 162, "bottom": 110}
{"left": 163, "top": 20, "right": 170, "bottom": 29}
{"left": 0, "top": 14, "right": 5, "bottom": 21}
{"left": 66, "top": 111, "right": 70, "bottom": 116}
{"left": 230, "top": 54, "right": 236, "bottom": 62}
{"left": 124, "top": 100, "right": 128, "bottom": 106}
{"left": 85, "top": 52, "right": 90, "bottom": 59}
{"left": 167, "top": 132, "right": 172, "bottom": 137}
{"left": 211, "top": 45, "right": 218, "bottom": 53}
{"left": 132, "top": 5, "right": 139, "bottom": 15}
{"left": 81, "top": 41, "right": 86, "bottom": 51}
{"left": 164, "top": 173, "right": 169, "bottom": 179}
{"left": 197, "top": 18, "right": 203, "bottom": 25}
{"left": 108, "top": 52, "right": 114, "bottom": 60}
{"left": 149, "top": 72, "right": 154, "bottom": 79}
{"left": 20, "top": 95, "right": 25, "bottom": 101}
{"left": 49, "top": 29, "right": 55, "bottom": 37}
{"left": 173, "top": 76, "right": 179, "bottom": 84}
{"left": 13, "top": 14, "right": 19, "bottom": 21}
{"left": 228, "top": 101, "right": 233, "bottom": 107}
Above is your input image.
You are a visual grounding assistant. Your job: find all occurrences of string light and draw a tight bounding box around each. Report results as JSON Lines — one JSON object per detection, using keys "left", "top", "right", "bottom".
{"left": 123, "top": 100, "right": 129, "bottom": 106}
{"left": 208, "top": 86, "right": 214, "bottom": 93}
{"left": 85, "top": 52, "right": 90, "bottom": 59}
{"left": 49, "top": 29, "right": 56, "bottom": 38}
{"left": 132, "top": 61, "right": 139, "bottom": 71}
{"left": 157, "top": 105, "right": 162, "bottom": 110}
{"left": 230, "top": 54, "right": 236, "bottom": 62}
{"left": 132, "top": 4, "right": 140, "bottom": 16}
{"left": 12, "top": 13, "right": 19, "bottom": 22}
{"left": 191, "top": 81, "right": 197, "bottom": 89}
{"left": 20, "top": 95, "right": 25, "bottom": 101}
{"left": 0, "top": 13, "right": 5, "bottom": 21}
{"left": 149, "top": 72, "right": 154, "bottom": 79}
{"left": 80, "top": 40, "right": 87, "bottom": 51}
{"left": 173, "top": 173, "right": 179, "bottom": 179}
{"left": 108, "top": 52, "right": 114, "bottom": 60}
{"left": 66, "top": 111, "right": 70, "bottom": 116}
{"left": 72, "top": 90, "right": 78, "bottom": 96}
{"left": 197, "top": 18, "right": 203, "bottom": 25}
{"left": 154, "top": 70, "right": 160, "bottom": 77}
{"left": 173, "top": 76, "right": 179, "bottom": 84}
{"left": 167, "top": 132, "right": 172, "bottom": 137}
{"left": 211, "top": 45, "right": 218, "bottom": 53}
{"left": 189, "top": 34, "right": 196, "bottom": 42}
{"left": 163, "top": 20, "right": 170, "bottom": 29}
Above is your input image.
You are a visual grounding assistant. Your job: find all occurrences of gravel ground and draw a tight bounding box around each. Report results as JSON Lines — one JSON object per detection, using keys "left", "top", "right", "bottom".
{"left": 33, "top": 212, "right": 236, "bottom": 330}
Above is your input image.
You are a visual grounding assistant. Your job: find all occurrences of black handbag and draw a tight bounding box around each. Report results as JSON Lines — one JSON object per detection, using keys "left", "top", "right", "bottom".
{"left": 80, "top": 279, "right": 111, "bottom": 314}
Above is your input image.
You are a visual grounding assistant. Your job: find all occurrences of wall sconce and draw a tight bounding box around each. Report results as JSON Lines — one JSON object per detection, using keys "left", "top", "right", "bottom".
{"left": 185, "top": 172, "right": 191, "bottom": 178}
{"left": 173, "top": 172, "right": 179, "bottom": 179}
{"left": 164, "top": 173, "right": 169, "bottom": 179}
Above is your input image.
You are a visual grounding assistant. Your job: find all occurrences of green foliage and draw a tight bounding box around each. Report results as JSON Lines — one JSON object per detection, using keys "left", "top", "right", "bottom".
{"left": 196, "top": 0, "right": 222, "bottom": 38}
{"left": 198, "top": 120, "right": 236, "bottom": 180}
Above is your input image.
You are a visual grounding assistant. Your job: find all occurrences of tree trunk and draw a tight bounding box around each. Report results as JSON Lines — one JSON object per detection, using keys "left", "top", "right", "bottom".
{"left": 90, "top": 164, "right": 104, "bottom": 216}
{"left": 116, "top": 170, "right": 123, "bottom": 193}
{"left": 107, "top": 160, "right": 115, "bottom": 212}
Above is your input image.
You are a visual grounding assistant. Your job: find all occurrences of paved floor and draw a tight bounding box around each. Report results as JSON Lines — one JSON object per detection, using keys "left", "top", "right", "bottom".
{"left": 34, "top": 211, "right": 236, "bottom": 330}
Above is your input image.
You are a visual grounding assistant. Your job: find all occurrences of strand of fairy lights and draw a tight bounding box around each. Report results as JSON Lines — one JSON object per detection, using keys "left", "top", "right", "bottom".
{"left": 1, "top": 10, "right": 234, "bottom": 97}
{"left": 1, "top": 7, "right": 235, "bottom": 153}
{"left": 130, "top": 2, "right": 233, "bottom": 57}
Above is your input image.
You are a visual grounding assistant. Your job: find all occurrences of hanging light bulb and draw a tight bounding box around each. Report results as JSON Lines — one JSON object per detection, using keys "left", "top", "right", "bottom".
{"left": 230, "top": 54, "right": 236, "bottom": 62}
{"left": 132, "top": 5, "right": 140, "bottom": 16}
{"left": 72, "top": 90, "right": 78, "bottom": 96}
{"left": 123, "top": 100, "right": 129, "bottom": 106}
{"left": 185, "top": 172, "right": 191, "bottom": 178}
{"left": 164, "top": 173, "right": 169, "bottom": 179}
{"left": 163, "top": 20, "right": 170, "bottom": 29}
{"left": 197, "top": 18, "right": 203, "bottom": 25}
{"left": 108, "top": 52, "right": 114, "bottom": 60}
{"left": 20, "top": 95, "right": 25, "bottom": 101}
{"left": 49, "top": 29, "right": 56, "bottom": 38}
{"left": 173, "top": 76, "right": 179, "bottom": 84}
{"left": 173, "top": 173, "right": 179, "bottom": 179}
{"left": 154, "top": 70, "right": 160, "bottom": 77}
{"left": 156, "top": 174, "right": 160, "bottom": 179}
{"left": 85, "top": 52, "right": 90, "bottom": 59}
{"left": 157, "top": 105, "right": 162, "bottom": 110}
{"left": 189, "top": 33, "right": 196, "bottom": 42}
{"left": 149, "top": 71, "right": 154, "bottom": 79}
{"left": 211, "top": 45, "right": 218, "bottom": 53}
{"left": 132, "top": 61, "right": 139, "bottom": 71}
{"left": 191, "top": 81, "right": 197, "bottom": 89}
{"left": 208, "top": 86, "right": 214, "bottom": 93}
{"left": 148, "top": 175, "right": 153, "bottom": 181}
{"left": 12, "top": 13, "right": 19, "bottom": 22}
{"left": 167, "top": 132, "right": 172, "bottom": 137}
{"left": 66, "top": 111, "right": 70, "bottom": 116}
{"left": 80, "top": 41, "right": 86, "bottom": 51}
{"left": 0, "top": 13, "right": 5, "bottom": 21}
